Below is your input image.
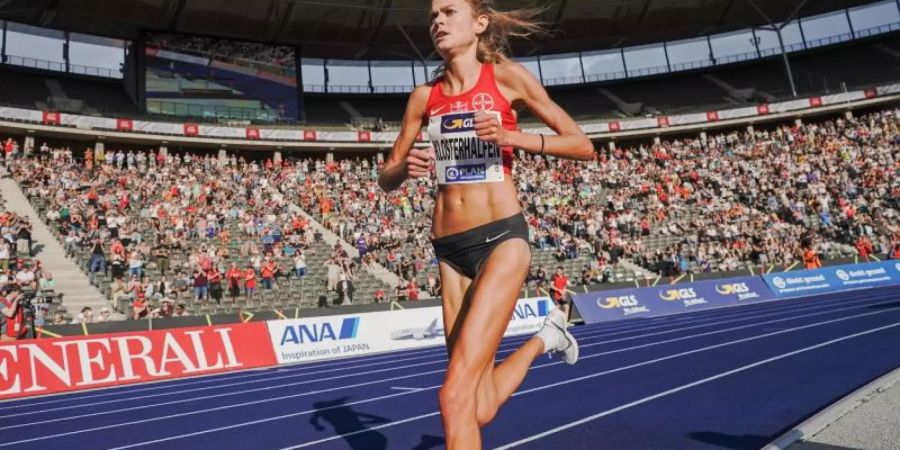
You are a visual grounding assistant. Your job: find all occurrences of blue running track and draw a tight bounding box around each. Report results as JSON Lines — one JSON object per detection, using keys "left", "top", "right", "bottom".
{"left": 1, "top": 285, "right": 899, "bottom": 450}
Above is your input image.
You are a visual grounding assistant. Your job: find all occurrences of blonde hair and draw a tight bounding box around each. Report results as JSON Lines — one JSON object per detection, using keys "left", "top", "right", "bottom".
{"left": 431, "top": 0, "right": 546, "bottom": 79}
{"left": 468, "top": 0, "right": 546, "bottom": 63}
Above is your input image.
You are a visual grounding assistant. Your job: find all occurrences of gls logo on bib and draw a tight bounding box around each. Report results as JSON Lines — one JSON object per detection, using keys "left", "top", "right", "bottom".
{"left": 441, "top": 113, "right": 476, "bottom": 134}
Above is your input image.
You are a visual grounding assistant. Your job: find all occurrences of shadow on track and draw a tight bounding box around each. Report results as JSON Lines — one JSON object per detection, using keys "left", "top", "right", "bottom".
{"left": 309, "top": 397, "right": 391, "bottom": 450}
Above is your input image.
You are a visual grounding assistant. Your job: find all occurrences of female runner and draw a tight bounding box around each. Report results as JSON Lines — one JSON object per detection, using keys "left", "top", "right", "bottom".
{"left": 378, "top": 1, "right": 594, "bottom": 448}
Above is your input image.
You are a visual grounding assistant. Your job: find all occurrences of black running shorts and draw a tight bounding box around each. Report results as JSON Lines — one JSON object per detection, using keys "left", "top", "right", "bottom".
{"left": 432, "top": 214, "right": 530, "bottom": 279}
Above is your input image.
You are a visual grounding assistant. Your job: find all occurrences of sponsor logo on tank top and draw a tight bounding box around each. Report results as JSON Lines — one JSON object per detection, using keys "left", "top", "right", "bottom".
{"left": 441, "top": 113, "right": 477, "bottom": 134}
{"left": 472, "top": 93, "right": 495, "bottom": 111}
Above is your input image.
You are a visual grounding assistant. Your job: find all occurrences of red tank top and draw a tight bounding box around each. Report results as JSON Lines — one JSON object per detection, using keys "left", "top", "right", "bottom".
{"left": 425, "top": 63, "right": 516, "bottom": 185}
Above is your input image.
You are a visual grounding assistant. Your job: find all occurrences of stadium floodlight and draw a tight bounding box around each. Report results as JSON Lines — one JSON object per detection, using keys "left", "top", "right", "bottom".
{"left": 748, "top": 0, "right": 812, "bottom": 98}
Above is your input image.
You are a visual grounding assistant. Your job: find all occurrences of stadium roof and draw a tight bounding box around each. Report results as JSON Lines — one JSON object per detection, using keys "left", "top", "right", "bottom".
{"left": 0, "top": 0, "right": 879, "bottom": 60}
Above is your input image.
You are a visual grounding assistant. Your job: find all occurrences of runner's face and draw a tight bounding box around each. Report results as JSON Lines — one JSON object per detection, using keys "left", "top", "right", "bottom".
{"left": 430, "top": 0, "right": 487, "bottom": 56}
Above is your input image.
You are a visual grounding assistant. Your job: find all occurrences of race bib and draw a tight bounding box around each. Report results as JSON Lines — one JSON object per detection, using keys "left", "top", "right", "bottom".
{"left": 428, "top": 111, "right": 505, "bottom": 185}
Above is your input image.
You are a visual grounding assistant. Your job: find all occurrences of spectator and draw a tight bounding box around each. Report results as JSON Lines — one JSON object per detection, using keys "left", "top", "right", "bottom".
{"left": 132, "top": 293, "right": 149, "bottom": 320}
{"left": 336, "top": 273, "right": 354, "bottom": 305}
{"left": 38, "top": 271, "right": 55, "bottom": 293}
{"left": 174, "top": 271, "right": 191, "bottom": 300}
{"left": 261, "top": 257, "right": 277, "bottom": 290}
{"left": 87, "top": 239, "right": 106, "bottom": 285}
{"left": 173, "top": 303, "right": 188, "bottom": 317}
{"left": 856, "top": 236, "right": 874, "bottom": 262}
{"left": 208, "top": 267, "right": 222, "bottom": 304}
{"left": 0, "top": 286, "right": 24, "bottom": 341}
{"left": 406, "top": 278, "right": 419, "bottom": 301}
{"left": 293, "top": 251, "right": 307, "bottom": 279}
{"left": 803, "top": 245, "right": 822, "bottom": 270}
{"left": 96, "top": 307, "right": 112, "bottom": 323}
{"left": 426, "top": 272, "right": 440, "bottom": 297}
{"left": 72, "top": 306, "right": 94, "bottom": 324}
{"left": 110, "top": 276, "right": 129, "bottom": 306}
{"left": 153, "top": 275, "right": 171, "bottom": 300}
{"left": 153, "top": 240, "right": 171, "bottom": 275}
{"left": 15, "top": 263, "right": 37, "bottom": 291}
{"left": 52, "top": 311, "right": 68, "bottom": 325}
{"left": 550, "top": 266, "right": 570, "bottom": 318}
{"left": 226, "top": 262, "right": 242, "bottom": 301}
{"left": 0, "top": 239, "right": 9, "bottom": 271}
{"left": 16, "top": 217, "right": 33, "bottom": 256}
{"left": 244, "top": 266, "right": 257, "bottom": 301}
{"left": 325, "top": 258, "right": 340, "bottom": 292}
{"left": 152, "top": 300, "right": 174, "bottom": 319}
{"left": 192, "top": 269, "right": 208, "bottom": 302}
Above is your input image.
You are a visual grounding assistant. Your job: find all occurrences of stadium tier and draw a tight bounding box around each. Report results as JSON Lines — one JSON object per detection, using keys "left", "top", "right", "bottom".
{"left": 0, "top": 34, "right": 897, "bottom": 126}
{"left": 0, "top": 103, "right": 895, "bottom": 325}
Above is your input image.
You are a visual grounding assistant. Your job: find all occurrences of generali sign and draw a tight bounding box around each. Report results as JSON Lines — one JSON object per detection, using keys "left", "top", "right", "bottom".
{"left": 0, "top": 323, "right": 276, "bottom": 400}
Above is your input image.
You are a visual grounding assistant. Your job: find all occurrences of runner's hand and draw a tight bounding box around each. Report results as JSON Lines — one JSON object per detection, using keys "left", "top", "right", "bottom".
{"left": 474, "top": 112, "right": 513, "bottom": 146}
{"left": 406, "top": 147, "right": 434, "bottom": 179}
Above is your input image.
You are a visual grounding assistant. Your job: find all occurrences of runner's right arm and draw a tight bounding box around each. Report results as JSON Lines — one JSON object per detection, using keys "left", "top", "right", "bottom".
{"left": 378, "top": 85, "right": 431, "bottom": 192}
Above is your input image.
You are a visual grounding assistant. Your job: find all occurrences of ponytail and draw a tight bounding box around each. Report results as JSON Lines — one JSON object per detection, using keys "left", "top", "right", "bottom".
{"left": 471, "top": 0, "right": 546, "bottom": 63}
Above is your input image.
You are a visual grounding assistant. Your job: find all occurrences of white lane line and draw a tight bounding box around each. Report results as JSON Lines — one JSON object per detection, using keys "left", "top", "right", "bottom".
{"left": 274, "top": 307, "right": 900, "bottom": 450}
{"left": 0, "top": 289, "right": 837, "bottom": 411}
{"left": 4, "top": 294, "right": 887, "bottom": 422}
{"left": 2, "top": 291, "right": 864, "bottom": 410}
{"left": 9, "top": 302, "right": 894, "bottom": 448}
{"left": 390, "top": 387, "right": 425, "bottom": 392}
{"left": 0, "top": 307, "right": 642, "bottom": 409}
{"left": 279, "top": 311, "right": 900, "bottom": 450}
{"left": 493, "top": 321, "right": 900, "bottom": 449}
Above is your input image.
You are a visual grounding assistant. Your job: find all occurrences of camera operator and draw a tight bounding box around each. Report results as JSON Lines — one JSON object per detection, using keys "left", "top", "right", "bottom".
{"left": 0, "top": 285, "right": 25, "bottom": 341}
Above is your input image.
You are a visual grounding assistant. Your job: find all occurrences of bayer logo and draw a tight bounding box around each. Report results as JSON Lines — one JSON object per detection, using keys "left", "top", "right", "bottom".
{"left": 836, "top": 270, "right": 850, "bottom": 281}
{"left": 445, "top": 167, "right": 460, "bottom": 181}
{"left": 472, "top": 93, "right": 495, "bottom": 111}
{"left": 772, "top": 277, "right": 786, "bottom": 289}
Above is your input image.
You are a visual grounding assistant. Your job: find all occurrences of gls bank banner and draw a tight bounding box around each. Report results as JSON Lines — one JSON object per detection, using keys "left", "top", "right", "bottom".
{"left": 267, "top": 297, "right": 553, "bottom": 365}
{"left": 764, "top": 260, "right": 900, "bottom": 298}
{"left": 572, "top": 276, "right": 774, "bottom": 324}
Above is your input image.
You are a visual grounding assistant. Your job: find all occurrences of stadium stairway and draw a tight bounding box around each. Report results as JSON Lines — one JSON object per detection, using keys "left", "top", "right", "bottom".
{"left": 285, "top": 201, "right": 403, "bottom": 290}
{"left": 872, "top": 43, "right": 900, "bottom": 61}
{"left": 701, "top": 74, "right": 756, "bottom": 103}
{"left": 0, "top": 178, "right": 113, "bottom": 317}
{"left": 597, "top": 88, "right": 642, "bottom": 116}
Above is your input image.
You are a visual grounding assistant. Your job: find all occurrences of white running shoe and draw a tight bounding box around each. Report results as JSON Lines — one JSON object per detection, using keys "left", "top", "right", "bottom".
{"left": 536, "top": 308, "right": 579, "bottom": 365}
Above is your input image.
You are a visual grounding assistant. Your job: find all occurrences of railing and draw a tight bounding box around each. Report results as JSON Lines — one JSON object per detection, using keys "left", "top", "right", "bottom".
{"left": 1, "top": 19, "right": 896, "bottom": 94}
{"left": 303, "top": 84, "right": 412, "bottom": 94}
{"left": 2, "top": 54, "right": 121, "bottom": 79}
{"left": 69, "top": 62, "right": 121, "bottom": 79}
{"left": 4, "top": 55, "right": 64, "bottom": 73}
{"left": 299, "top": 20, "right": 899, "bottom": 92}
{"left": 145, "top": 100, "right": 281, "bottom": 122}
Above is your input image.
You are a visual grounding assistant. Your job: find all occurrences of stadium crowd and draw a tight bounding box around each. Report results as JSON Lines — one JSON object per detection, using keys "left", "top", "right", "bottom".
{"left": 3, "top": 108, "right": 898, "bottom": 320}
{"left": 11, "top": 148, "right": 335, "bottom": 320}
{"left": 308, "top": 109, "right": 898, "bottom": 280}
{"left": 146, "top": 34, "right": 296, "bottom": 68}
